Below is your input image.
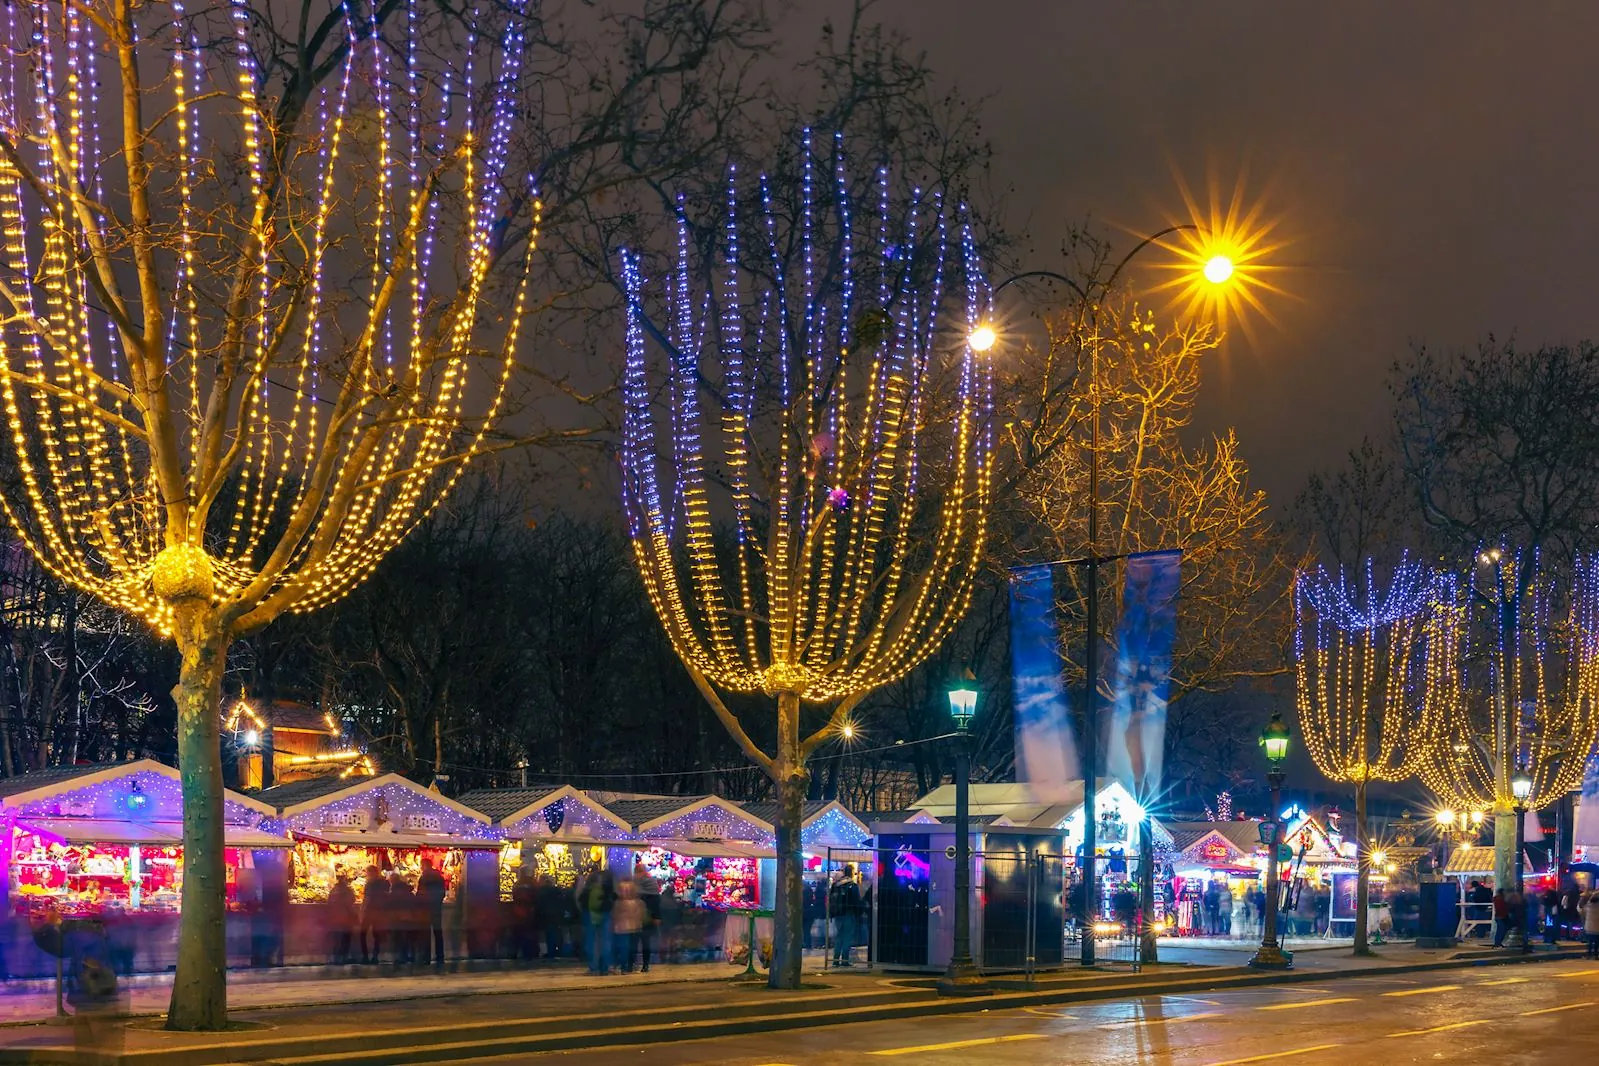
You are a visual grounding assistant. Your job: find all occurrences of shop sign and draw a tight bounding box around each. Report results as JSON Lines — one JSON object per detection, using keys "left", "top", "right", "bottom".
{"left": 690, "top": 820, "right": 728, "bottom": 840}
{"left": 1198, "top": 840, "right": 1232, "bottom": 863}
{"left": 59, "top": 798, "right": 95, "bottom": 818}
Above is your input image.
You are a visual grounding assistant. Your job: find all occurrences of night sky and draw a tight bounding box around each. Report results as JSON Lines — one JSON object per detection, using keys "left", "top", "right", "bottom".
{"left": 850, "top": 1, "right": 1599, "bottom": 506}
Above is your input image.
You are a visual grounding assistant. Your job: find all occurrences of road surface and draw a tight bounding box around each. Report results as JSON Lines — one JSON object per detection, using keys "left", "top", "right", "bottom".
{"left": 510, "top": 957, "right": 1599, "bottom": 1065}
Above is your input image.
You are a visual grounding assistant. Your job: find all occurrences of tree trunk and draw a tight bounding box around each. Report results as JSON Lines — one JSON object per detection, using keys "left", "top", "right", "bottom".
{"left": 1353, "top": 779, "right": 1372, "bottom": 956}
{"left": 1493, "top": 804, "right": 1516, "bottom": 894}
{"left": 166, "top": 629, "right": 230, "bottom": 1031}
{"left": 769, "top": 691, "right": 808, "bottom": 990}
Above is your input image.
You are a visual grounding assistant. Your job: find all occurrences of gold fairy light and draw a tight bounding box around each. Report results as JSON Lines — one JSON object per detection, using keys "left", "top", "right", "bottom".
{"left": 1418, "top": 554, "right": 1599, "bottom": 811}
{"left": 0, "top": 0, "right": 539, "bottom": 1028}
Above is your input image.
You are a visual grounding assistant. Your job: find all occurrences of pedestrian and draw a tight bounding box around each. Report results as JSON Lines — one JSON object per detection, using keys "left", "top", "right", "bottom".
{"left": 1492, "top": 887, "right": 1510, "bottom": 948}
{"left": 510, "top": 869, "right": 537, "bottom": 960}
{"left": 658, "top": 883, "right": 682, "bottom": 964}
{"left": 327, "top": 873, "right": 357, "bottom": 965}
{"left": 417, "top": 859, "right": 449, "bottom": 967}
{"left": 1582, "top": 889, "right": 1599, "bottom": 959}
{"left": 535, "top": 874, "right": 566, "bottom": 959}
{"left": 1202, "top": 880, "right": 1222, "bottom": 936}
{"left": 634, "top": 862, "right": 661, "bottom": 973}
{"left": 361, "top": 864, "right": 388, "bottom": 964}
{"left": 390, "top": 871, "right": 417, "bottom": 964}
{"left": 612, "top": 878, "right": 645, "bottom": 973}
{"left": 1540, "top": 884, "right": 1561, "bottom": 944}
{"left": 1561, "top": 883, "right": 1583, "bottom": 941}
{"left": 579, "top": 866, "right": 616, "bottom": 974}
{"left": 829, "top": 866, "right": 862, "bottom": 966}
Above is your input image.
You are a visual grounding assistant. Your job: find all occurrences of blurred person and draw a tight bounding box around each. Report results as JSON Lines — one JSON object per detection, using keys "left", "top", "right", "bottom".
{"left": 612, "top": 878, "right": 645, "bottom": 973}
{"left": 633, "top": 862, "right": 661, "bottom": 972}
{"left": 578, "top": 866, "right": 616, "bottom": 975}
{"left": 1492, "top": 887, "right": 1510, "bottom": 948}
{"left": 361, "top": 865, "right": 387, "bottom": 964}
{"left": 417, "top": 859, "right": 449, "bottom": 967}
{"left": 1582, "top": 889, "right": 1599, "bottom": 959}
{"left": 534, "top": 873, "right": 565, "bottom": 959}
{"left": 327, "top": 873, "right": 357, "bottom": 965}
{"left": 829, "top": 866, "right": 862, "bottom": 967}
{"left": 511, "top": 868, "right": 538, "bottom": 960}
{"left": 658, "top": 883, "right": 682, "bottom": 964}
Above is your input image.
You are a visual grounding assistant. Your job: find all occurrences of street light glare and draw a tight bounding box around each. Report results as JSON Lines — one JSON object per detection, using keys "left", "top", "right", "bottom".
{"left": 968, "top": 323, "right": 997, "bottom": 352}
{"left": 1202, "top": 255, "right": 1234, "bottom": 285}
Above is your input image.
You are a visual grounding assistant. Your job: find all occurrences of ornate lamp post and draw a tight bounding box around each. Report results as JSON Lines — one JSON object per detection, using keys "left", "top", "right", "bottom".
{"left": 970, "top": 229, "right": 1242, "bottom": 966}
{"left": 1511, "top": 770, "right": 1533, "bottom": 953}
{"left": 1249, "top": 711, "right": 1293, "bottom": 969}
{"left": 939, "top": 668, "right": 989, "bottom": 995}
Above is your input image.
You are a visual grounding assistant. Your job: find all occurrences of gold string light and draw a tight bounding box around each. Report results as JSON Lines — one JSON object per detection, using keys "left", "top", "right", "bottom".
{"left": 619, "top": 148, "right": 992, "bottom": 705}
{"left": 0, "top": 1, "right": 538, "bottom": 636}
{"left": 1418, "top": 554, "right": 1599, "bottom": 810}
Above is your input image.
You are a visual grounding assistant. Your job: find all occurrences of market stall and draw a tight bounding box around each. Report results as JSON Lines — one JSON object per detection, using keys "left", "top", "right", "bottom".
{"left": 1165, "top": 823, "right": 1268, "bottom": 937}
{"left": 459, "top": 784, "right": 637, "bottom": 900}
{"left": 259, "top": 773, "right": 502, "bottom": 960}
{"left": 0, "top": 760, "right": 289, "bottom": 976}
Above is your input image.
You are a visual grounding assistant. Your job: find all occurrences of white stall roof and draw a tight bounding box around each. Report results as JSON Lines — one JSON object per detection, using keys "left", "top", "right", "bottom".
{"left": 16, "top": 818, "right": 181, "bottom": 846}
{"left": 642, "top": 839, "right": 775, "bottom": 860}
{"left": 292, "top": 829, "right": 502, "bottom": 850}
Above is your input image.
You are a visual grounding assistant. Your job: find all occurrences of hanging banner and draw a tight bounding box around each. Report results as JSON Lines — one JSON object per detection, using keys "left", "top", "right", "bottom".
{"left": 1009, "top": 564, "right": 1078, "bottom": 801}
{"left": 1106, "top": 550, "right": 1182, "bottom": 798}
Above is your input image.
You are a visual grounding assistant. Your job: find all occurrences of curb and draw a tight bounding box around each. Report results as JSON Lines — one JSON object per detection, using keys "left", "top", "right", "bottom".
{"left": 0, "top": 949, "right": 1587, "bottom": 1065}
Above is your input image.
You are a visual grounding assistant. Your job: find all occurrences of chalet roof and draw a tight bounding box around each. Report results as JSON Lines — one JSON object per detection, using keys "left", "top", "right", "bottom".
{"left": 1166, "top": 820, "right": 1266, "bottom": 855}
{"left": 736, "top": 801, "right": 831, "bottom": 826}
{"left": 260, "top": 702, "right": 340, "bottom": 734}
{"left": 0, "top": 762, "right": 125, "bottom": 800}
{"left": 457, "top": 787, "right": 562, "bottom": 823}
{"left": 252, "top": 773, "right": 367, "bottom": 811}
{"left": 600, "top": 797, "right": 712, "bottom": 827}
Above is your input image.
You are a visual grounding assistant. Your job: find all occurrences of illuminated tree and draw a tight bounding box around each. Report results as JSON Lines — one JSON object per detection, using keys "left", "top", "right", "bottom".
{"left": 0, "top": 0, "right": 541, "bottom": 1028}
{"left": 1419, "top": 551, "right": 1599, "bottom": 891}
{"left": 619, "top": 138, "right": 992, "bottom": 988}
{"left": 1294, "top": 560, "right": 1434, "bottom": 954}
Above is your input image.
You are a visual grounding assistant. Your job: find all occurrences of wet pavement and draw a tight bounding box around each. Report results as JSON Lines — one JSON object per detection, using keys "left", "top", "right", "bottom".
{"left": 509, "top": 958, "right": 1599, "bottom": 1065}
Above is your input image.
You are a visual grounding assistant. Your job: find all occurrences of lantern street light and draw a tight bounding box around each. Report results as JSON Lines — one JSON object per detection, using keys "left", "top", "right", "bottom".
{"left": 1510, "top": 770, "right": 1533, "bottom": 953}
{"left": 939, "top": 667, "right": 987, "bottom": 995}
{"left": 971, "top": 224, "right": 1242, "bottom": 966}
{"left": 1249, "top": 711, "right": 1293, "bottom": 970}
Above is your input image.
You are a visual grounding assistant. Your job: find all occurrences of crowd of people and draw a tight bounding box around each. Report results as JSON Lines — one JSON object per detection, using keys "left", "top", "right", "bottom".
{"left": 323, "top": 859, "right": 450, "bottom": 966}
{"left": 1475, "top": 879, "right": 1599, "bottom": 954}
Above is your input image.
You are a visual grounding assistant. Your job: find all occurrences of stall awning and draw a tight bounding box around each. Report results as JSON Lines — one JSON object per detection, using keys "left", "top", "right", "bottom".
{"left": 644, "top": 838, "right": 774, "bottom": 859}
{"left": 292, "top": 829, "right": 502, "bottom": 850}
{"left": 16, "top": 818, "right": 181, "bottom": 846}
{"left": 220, "top": 826, "right": 294, "bottom": 849}
{"left": 519, "top": 831, "right": 636, "bottom": 847}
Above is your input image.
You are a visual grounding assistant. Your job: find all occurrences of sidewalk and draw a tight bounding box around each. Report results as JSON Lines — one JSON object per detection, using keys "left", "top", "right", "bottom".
{"left": 0, "top": 957, "right": 742, "bottom": 1026}
{"left": 0, "top": 940, "right": 1583, "bottom": 1065}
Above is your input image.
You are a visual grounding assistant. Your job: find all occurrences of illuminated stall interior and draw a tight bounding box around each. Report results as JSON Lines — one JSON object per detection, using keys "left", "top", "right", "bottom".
{"left": 258, "top": 773, "right": 500, "bottom": 904}
{"left": 458, "top": 785, "right": 635, "bottom": 899}
{"left": 1, "top": 760, "right": 287, "bottom": 917}
{"left": 602, "top": 795, "right": 778, "bottom": 910}
{"left": 226, "top": 699, "right": 375, "bottom": 790}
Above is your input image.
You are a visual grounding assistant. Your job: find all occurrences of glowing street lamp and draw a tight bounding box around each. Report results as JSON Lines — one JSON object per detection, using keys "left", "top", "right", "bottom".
{"left": 1250, "top": 711, "right": 1293, "bottom": 970}
{"left": 976, "top": 227, "right": 1245, "bottom": 967}
{"left": 1510, "top": 770, "right": 1533, "bottom": 952}
{"left": 939, "top": 667, "right": 985, "bottom": 995}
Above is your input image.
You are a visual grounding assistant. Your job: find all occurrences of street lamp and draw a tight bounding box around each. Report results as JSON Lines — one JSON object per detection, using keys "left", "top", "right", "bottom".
{"left": 972, "top": 224, "right": 1240, "bottom": 966}
{"left": 1510, "top": 770, "right": 1533, "bottom": 953}
{"left": 1250, "top": 711, "right": 1293, "bottom": 970}
{"left": 939, "top": 667, "right": 987, "bottom": 995}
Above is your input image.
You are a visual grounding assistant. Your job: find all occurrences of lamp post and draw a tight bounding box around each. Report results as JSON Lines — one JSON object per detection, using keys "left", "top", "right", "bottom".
{"left": 939, "top": 667, "right": 988, "bottom": 995}
{"left": 1250, "top": 711, "right": 1293, "bottom": 969}
{"left": 1511, "top": 770, "right": 1532, "bottom": 953}
{"left": 970, "top": 226, "right": 1236, "bottom": 966}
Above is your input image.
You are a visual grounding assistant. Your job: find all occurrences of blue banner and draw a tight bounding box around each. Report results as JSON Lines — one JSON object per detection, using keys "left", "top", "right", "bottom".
{"left": 1009, "top": 564, "right": 1078, "bottom": 800}
{"left": 1106, "top": 550, "right": 1182, "bottom": 797}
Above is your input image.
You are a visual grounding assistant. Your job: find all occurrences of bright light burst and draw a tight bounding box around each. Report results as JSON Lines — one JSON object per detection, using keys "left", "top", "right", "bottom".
{"left": 1150, "top": 172, "right": 1287, "bottom": 337}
